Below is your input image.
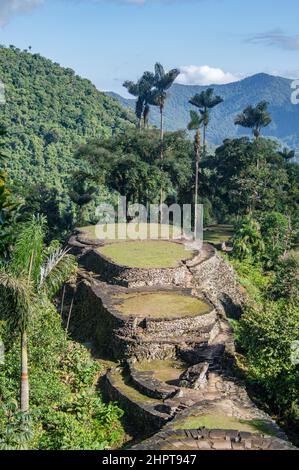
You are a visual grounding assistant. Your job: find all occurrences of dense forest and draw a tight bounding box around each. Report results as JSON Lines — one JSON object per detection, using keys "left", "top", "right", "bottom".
{"left": 0, "top": 48, "right": 298, "bottom": 449}
{"left": 0, "top": 45, "right": 135, "bottom": 238}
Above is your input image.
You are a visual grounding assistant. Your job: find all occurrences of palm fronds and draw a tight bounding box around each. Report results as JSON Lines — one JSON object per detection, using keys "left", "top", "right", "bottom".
{"left": 235, "top": 100, "right": 272, "bottom": 138}
{"left": 39, "top": 247, "right": 77, "bottom": 298}
{"left": 0, "top": 268, "right": 34, "bottom": 332}
{"left": 10, "top": 215, "right": 47, "bottom": 284}
{"left": 188, "top": 110, "right": 203, "bottom": 131}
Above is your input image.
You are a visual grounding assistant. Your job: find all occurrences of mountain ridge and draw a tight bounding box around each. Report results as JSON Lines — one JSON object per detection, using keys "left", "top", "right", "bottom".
{"left": 106, "top": 73, "right": 299, "bottom": 157}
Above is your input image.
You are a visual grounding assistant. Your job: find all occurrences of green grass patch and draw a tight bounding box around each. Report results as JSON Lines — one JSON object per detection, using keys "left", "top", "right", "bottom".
{"left": 112, "top": 369, "right": 161, "bottom": 405}
{"left": 173, "top": 413, "right": 275, "bottom": 435}
{"left": 135, "top": 359, "right": 187, "bottom": 383}
{"left": 97, "top": 240, "right": 195, "bottom": 268}
{"left": 116, "top": 292, "right": 211, "bottom": 318}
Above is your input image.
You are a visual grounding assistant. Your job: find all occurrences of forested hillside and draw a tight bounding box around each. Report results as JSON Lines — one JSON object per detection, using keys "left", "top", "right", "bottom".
{"left": 0, "top": 45, "right": 135, "bottom": 196}
{"left": 108, "top": 74, "right": 299, "bottom": 157}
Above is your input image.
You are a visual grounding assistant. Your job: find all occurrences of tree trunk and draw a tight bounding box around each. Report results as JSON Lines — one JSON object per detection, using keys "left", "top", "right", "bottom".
{"left": 20, "top": 331, "right": 29, "bottom": 413}
{"left": 194, "top": 129, "right": 201, "bottom": 236}
{"left": 203, "top": 124, "right": 206, "bottom": 157}
{"left": 160, "top": 105, "right": 164, "bottom": 146}
{"left": 65, "top": 292, "right": 75, "bottom": 336}
{"left": 159, "top": 104, "right": 164, "bottom": 222}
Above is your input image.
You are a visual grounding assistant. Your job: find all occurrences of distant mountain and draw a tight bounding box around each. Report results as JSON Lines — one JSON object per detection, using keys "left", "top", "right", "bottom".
{"left": 107, "top": 74, "right": 299, "bottom": 158}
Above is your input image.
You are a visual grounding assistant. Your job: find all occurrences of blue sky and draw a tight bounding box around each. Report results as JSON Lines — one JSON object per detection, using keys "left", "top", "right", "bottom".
{"left": 0, "top": 0, "right": 298, "bottom": 95}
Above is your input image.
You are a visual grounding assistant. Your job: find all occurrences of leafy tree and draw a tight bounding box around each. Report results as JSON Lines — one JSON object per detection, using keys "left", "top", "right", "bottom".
{"left": 189, "top": 88, "right": 223, "bottom": 155}
{"left": 71, "top": 129, "right": 194, "bottom": 223}
{"left": 259, "top": 211, "right": 291, "bottom": 266}
{"left": 235, "top": 100, "right": 272, "bottom": 138}
{"left": 239, "top": 300, "right": 299, "bottom": 415}
{"left": 269, "top": 256, "right": 299, "bottom": 303}
{"left": 0, "top": 126, "right": 19, "bottom": 258}
{"left": 0, "top": 216, "right": 76, "bottom": 412}
{"left": 233, "top": 216, "right": 265, "bottom": 261}
{"left": 205, "top": 137, "right": 294, "bottom": 218}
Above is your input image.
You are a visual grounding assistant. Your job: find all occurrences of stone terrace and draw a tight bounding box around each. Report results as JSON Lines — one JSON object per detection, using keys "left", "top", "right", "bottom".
{"left": 68, "top": 227, "right": 296, "bottom": 450}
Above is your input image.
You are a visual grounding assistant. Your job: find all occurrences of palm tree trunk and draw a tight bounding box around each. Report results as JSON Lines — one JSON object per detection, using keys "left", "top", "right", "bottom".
{"left": 194, "top": 129, "right": 201, "bottom": 236}
{"left": 203, "top": 124, "right": 206, "bottom": 157}
{"left": 160, "top": 104, "right": 164, "bottom": 146}
{"left": 160, "top": 104, "right": 164, "bottom": 222}
{"left": 20, "top": 331, "right": 29, "bottom": 413}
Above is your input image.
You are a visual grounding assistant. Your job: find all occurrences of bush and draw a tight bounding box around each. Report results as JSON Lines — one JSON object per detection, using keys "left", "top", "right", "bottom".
{"left": 0, "top": 301, "right": 125, "bottom": 450}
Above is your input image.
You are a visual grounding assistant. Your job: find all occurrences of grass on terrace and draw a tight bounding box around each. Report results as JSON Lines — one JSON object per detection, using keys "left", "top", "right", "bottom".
{"left": 112, "top": 369, "right": 161, "bottom": 405}
{"left": 173, "top": 413, "right": 276, "bottom": 436}
{"left": 115, "top": 291, "right": 211, "bottom": 318}
{"left": 98, "top": 240, "right": 195, "bottom": 268}
{"left": 135, "top": 359, "right": 187, "bottom": 384}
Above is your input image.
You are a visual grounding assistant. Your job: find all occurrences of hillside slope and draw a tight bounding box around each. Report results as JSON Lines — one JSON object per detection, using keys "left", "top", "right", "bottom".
{"left": 0, "top": 45, "right": 135, "bottom": 189}
{"left": 107, "top": 74, "right": 299, "bottom": 157}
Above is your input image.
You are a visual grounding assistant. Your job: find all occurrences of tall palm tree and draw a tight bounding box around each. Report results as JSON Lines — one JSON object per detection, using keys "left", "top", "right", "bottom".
{"left": 234, "top": 100, "right": 272, "bottom": 139}
{"left": 189, "top": 88, "right": 223, "bottom": 156}
{"left": 123, "top": 71, "right": 155, "bottom": 130}
{"left": 150, "top": 63, "right": 180, "bottom": 154}
{"left": 0, "top": 215, "right": 76, "bottom": 412}
{"left": 279, "top": 147, "right": 295, "bottom": 161}
{"left": 150, "top": 63, "right": 180, "bottom": 215}
{"left": 188, "top": 110, "right": 204, "bottom": 232}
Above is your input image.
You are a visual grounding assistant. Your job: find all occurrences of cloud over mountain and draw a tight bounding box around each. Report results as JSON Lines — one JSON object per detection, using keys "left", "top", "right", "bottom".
{"left": 177, "top": 65, "right": 243, "bottom": 86}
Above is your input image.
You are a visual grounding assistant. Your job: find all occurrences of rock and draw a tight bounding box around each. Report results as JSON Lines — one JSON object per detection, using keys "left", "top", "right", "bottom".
{"left": 179, "top": 362, "right": 209, "bottom": 389}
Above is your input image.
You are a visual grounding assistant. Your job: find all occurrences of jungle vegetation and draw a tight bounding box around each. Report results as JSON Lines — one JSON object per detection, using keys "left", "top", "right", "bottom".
{"left": 0, "top": 46, "right": 298, "bottom": 448}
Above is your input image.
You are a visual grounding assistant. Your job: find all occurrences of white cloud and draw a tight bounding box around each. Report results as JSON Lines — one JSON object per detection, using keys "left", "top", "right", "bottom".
{"left": 177, "top": 65, "right": 243, "bottom": 86}
{"left": 0, "top": 0, "right": 43, "bottom": 26}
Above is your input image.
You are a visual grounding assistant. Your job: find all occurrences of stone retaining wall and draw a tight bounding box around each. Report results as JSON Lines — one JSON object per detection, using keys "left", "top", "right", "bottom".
{"left": 72, "top": 278, "right": 219, "bottom": 360}
{"left": 190, "top": 251, "right": 247, "bottom": 318}
{"left": 79, "top": 247, "right": 192, "bottom": 288}
{"left": 127, "top": 360, "right": 178, "bottom": 400}
{"left": 132, "top": 428, "right": 295, "bottom": 451}
{"left": 103, "top": 368, "right": 171, "bottom": 434}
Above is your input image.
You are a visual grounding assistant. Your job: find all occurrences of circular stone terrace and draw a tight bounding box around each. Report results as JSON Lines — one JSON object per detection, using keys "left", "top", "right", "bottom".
{"left": 71, "top": 223, "right": 207, "bottom": 288}
{"left": 113, "top": 291, "right": 211, "bottom": 319}
{"left": 77, "top": 223, "right": 198, "bottom": 269}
